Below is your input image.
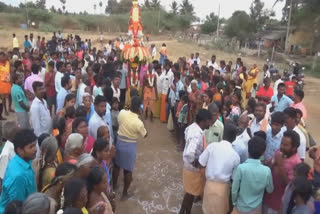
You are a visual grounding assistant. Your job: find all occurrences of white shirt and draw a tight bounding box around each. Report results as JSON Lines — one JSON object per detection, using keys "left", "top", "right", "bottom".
{"left": 160, "top": 69, "right": 174, "bottom": 94}
{"left": 76, "top": 82, "right": 87, "bottom": 107}
{"left": 195, "top": 57, "right": 201, "bottom": 66}
{"left": 232, "top": 129, "right": 251, "bottom": 163}
{"left": 199, "top": 140, "right": 240, "bottom": 182}
{"left": 112, "top": 85, "right": 121, "bottom": 102}
{"left": 89, "top": 111, "right": 107, "bottom": 140}
{"left": 30, "top": 97, "right": 52, "bottom": 137}
{"left": 207, "top": 61, "right": 219, "bottom": 70}
{"left": 284, "top": 126, "right": 307, "bottom": 159}
{"left": 155, "top": 71, "right": 162, "bottom": 94}
{"left": 55, "top": 71, "right": 64, "bottom": 93}
{"left": 39, "top": 67, "right": 46, "bottom": 83}
{"left": 273, "top": 79, "right": 284, "bottom": 96}
{"left": 0, "top": 140, "right": 15, "bottom": 179}
{"left": 250, "top": 118, "right": 271, "bottom": 134}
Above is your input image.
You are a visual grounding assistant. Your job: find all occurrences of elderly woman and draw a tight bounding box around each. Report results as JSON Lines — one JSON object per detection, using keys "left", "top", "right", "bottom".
{"left": 22, "top": 193, "right": 56, "bottom": 214}
{"left": 76, "top": 153, "right": 97, "bottom": 180}
{"left": 72, "top": 117, "right": 95, "bottom": 153}
{"left": 82, "top": 92, "right": 95, "bottom": 122}
{"left": 64, "top": 133, "right": 85, "bottom": 164}
{"left": 188, "top": 79, "right": 202, "bottom": 124}
{"left": 34, "top": 136, "right": 59, "bottom": 191}
{"left": 113, "top": 96, "right": 147, "bottom": 200}
{"left": 42, "top": 163, "right": 77, "bottom": 209}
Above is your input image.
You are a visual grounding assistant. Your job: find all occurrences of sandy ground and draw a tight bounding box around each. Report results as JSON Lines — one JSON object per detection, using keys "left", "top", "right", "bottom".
{"left": 1, "top": 29, "right": 320, "bottom": 214}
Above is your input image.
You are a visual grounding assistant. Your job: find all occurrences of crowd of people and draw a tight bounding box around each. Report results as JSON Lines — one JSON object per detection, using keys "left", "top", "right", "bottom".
{"left": 0, "top": 30, "right": 318, "bottom": 214}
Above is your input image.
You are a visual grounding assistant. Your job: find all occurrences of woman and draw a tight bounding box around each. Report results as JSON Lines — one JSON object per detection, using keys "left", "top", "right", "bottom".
{"left": 35, "top": 136, "right": 59, "bottom": 191}
{"left": 91, "top": 138, "right": 113, "bottom": 192}
{"left": 228, "top": 91, "right": 242, "bottom": 123}
{"left": 202, "top": 89, "right": 213, "bottom": 110}
{"left": 87, "top": 166, "right": 113, "bottom": 214}
{"left": 83, "top": 93, "right": 95, "bottom": 122}
{"left": 42, "top": 163, "right": 77, "bottom": 210}
{"left": 72, "top": 117, "right": 95, "bottom": 153}
{"left": 113, "top": 97, "right": 147, "bottom": 200}
{"left": 188, "top": 80, "right": 202, "bottom": 124}
{"left": 53, "top": 116, "right": 67, "bottom": 163}
{"left": 57, "top": 94, "right": 76, "bottom": 117}
{"left": 22, "top": 193, "right": 53, "bottom": 214}
{"left": 76, "top": 153, "right": 97, "bottom": 180}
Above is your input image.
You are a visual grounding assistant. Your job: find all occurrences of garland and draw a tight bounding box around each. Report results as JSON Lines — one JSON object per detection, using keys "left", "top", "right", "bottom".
{"left": 130, "top": 72, "right": 139, "bottom": 87}
{"left": 147, "top": 73, "right": 155, "bottom": 87}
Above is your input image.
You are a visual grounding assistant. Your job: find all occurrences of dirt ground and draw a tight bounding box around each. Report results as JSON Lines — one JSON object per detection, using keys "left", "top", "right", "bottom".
{"left": 1, "top": 28, "right": 320, "bottom": 214}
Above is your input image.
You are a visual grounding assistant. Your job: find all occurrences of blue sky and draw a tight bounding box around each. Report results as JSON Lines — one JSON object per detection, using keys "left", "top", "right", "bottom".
{"left": 3, "top": 0, "right": 285, "bottom": 20}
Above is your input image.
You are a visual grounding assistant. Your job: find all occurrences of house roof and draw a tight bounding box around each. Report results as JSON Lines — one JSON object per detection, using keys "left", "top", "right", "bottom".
{"left": 263, "top": 31, "right": 287, "bottom": 40}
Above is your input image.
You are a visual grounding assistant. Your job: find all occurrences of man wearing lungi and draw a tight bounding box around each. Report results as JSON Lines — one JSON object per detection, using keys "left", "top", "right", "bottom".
{"left": 179, "top": 109, "right": 212, "bottom": 214}
{"left": 113, "top": 96, "right": 147, "bottom": 200}
{"left": 199, "top": 123, "right": 240, "bottom": 214}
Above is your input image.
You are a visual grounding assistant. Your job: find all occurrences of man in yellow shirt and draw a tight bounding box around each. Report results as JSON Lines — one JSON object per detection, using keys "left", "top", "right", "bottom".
{"left": 12, "top": 34, "right": 19, "bottom": 51}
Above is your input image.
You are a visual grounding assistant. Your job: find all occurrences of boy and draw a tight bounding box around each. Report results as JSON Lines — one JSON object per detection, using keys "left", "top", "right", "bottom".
{"left": 232, "top": 136, "right": 274, "bottom": 214}
{"left": 11, "top": 72, "right": 30, "bottom": 129}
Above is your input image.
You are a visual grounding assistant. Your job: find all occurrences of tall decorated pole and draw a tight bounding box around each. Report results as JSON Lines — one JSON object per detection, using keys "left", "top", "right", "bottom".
{"left": 121, "top": 0, "right": 150, "bottom": 108}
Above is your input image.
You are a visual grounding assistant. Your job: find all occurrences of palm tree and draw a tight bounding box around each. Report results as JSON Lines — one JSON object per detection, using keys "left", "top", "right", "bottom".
{"left": 144, "top": 0, "right": 151, "bottom": 9}
{"left": 99, "top": 1, "right": 103, "bottom": 14}
{"left": 93, "top": 4, "right": 97, "bottom": 14}
{"left": 170, "top": 1, "right": 179, "bottom": 14}
{"left": 60, "top": 0, "right": 66, "bottom": 12}
{"left": 179, "top": 0, "right": 194, "bottom": 16}
{"left": 150, "top": 0, "right": 161, "bottom": 8}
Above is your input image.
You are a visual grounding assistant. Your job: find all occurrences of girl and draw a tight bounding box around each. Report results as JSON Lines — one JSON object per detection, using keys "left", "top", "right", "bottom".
{"left": 57, "top": 94, "right": 76, "bottom": 117}
{"left": 202, "top": 90, "right": 213, "bottom": 110}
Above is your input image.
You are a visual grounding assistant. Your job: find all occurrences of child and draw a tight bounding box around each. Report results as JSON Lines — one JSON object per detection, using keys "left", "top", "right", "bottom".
{"left": 177, "top": 94, "right": 188, "bottom": 150}
{"left": 228, "top": 90, "right": 241, "bottom": 123}
{"left": 202, "top": 90, "right": 213, "bottom": 110}
{"left": 251, "top": 83, "right": 258, "bottom": 99}
{"left": 111, "top": 97, "right": 120, "bottom": 143}
{"left": 232, "top": 136, "right": 274, "bottom": 214}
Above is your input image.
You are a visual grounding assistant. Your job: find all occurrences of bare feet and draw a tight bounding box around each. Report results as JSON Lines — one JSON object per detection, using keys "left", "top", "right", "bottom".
{"left": 121, "top": 192, "right": 134, "bottom": 201}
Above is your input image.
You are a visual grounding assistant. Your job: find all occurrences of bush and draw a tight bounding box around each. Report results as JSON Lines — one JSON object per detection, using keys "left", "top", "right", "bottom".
{"left": 27, "top": 9, "right": 52, "bottom": 23}
{"left": 39, "top": 23, "right": 59, "bottom": 33}
{"left": 0, "top": 13, "right": 24, "bottom": 27}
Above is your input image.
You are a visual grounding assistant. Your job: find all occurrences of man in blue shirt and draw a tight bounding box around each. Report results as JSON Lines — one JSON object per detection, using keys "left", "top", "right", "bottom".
{"left": 271, "top": 83, "right": 293, "bottom": 112}
{"left": 232, "top": 136, "right": 274, "bottom": 213}
{"left": 0, "top": 129, "right": 37, "bottom": 213}
{"left": 56, "top": 74, "right": 72, "bottom": 113}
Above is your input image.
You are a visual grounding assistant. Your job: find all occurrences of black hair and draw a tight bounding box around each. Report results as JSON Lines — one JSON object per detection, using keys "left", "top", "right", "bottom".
{"left": 56, "top": 61, "right": 64, "bottom": 71}
{"left": 179, "top": 90, "right": 186, "bottom": 100}
{"left": 284, "top": 107, "right": 297, "bottom": 119}
{"left": 247, "top": 98, "right": 256, "bottom": 111}
{"left": 277, "top": 82, "right": 286, "bottom": 89}
{"left": 72, "top": 117, "right": 87, "bottom": 133}
{"left": 294, "top": 163, "right": 311, "bottom": 178}
{"left": 271, "top": 111, "right": 285, "bottom": 125}
{"left": 66, "top": 106, "right": 76, "bottom": 119}
{"left": 75, "top": 106, "right": 87, "bottom": 118}
{"left": 94, "top": 95, "right": 107, "bottom": 106}
{"left": 48, "top": 61, "right": 55, "bottom": 68}
{"left": 131, "top": 96, "right": 142, "bottom": 113}
{"left": 63, "top": 93, "right": 75, "bottom": 107}
{"left": 111, "top": 97, "right": 119, "bottom": 105}
{"left": 103, "top": 86, "right": 113, "bottom": 103}
{"left": 196, "top": 109, "right": 212, "bottom": 124}
{"left": 14, "top": 60, "right": 22, "bottom": 70}
{"left": 294, "top": 88, "right": 304, "bottom": 100}
{"left": 293, "top": 176, "right": 312, "bottom": 203}
{"left": 38, "top": 133, "right": 50, "bottom": 147}
{"left": 130, "top": 88, "right": 139, "bottom": 98}
{"left": 61, "top": 74, "right": 71, "bottom": 88}
{"left": 12, "top": 72, "right": 22, "bottom": 83}
{"left": 254, "top": 131, "right": 267, "bottom": 141}
{"left": 87, "top": 166, "right": 107, "bottom": 193}
{"left": 295, "top": 108, "right": 303, "bottom": 118}
{"left": 13, "top": 129, "right": 37, "bottom": 154}
{"left": 63, "top": 178, "right": 86, "bottom": 209}
{"left": 204, "top": 89, "right": 214, "bottom": 101}
{"left": 31, "top": 64, "right": 39, "bottom": 74}
{"left": 174, "top": 71, "right": 181, "bottom": 79}
{"left": 91, "top": 138, "right": 109, "bottom": 159}
{"left": 283, "top": 130, "right": 300, "bottom": 149}
{"left": 248, "top": 136, "right": 266, "bottom": 159}
{"left": 4, "top": 200, "right": 23, "bottom": 214}
{"left": 53, "top": 116, "right": 66, "bottom": 147}
{"left": 223, "top": 122, "right": 237, "bottom": 142}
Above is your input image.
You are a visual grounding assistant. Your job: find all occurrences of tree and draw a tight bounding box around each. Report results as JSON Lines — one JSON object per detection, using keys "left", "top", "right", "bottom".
{"left": 249, "top": 0, "right": 274, "bottom": 32}
{"left": 50, "top": 5, "right": 56, "bottom": 13}
{"left": 170, "top": 1, "right": 179, "bottom": 14}
{"left": 60, "top": 0, "right": 66, "bottom": 12}
{"left": 150, "top": 0, "right": 161, "bottom": 8}
{"left": 35, "top": 0, "right": 46, "bottom": 10}
{"left": 144, "top": 0, "right": 151, "bottom": 9}
{"left": 57, "top": 8, "right": 62, "bottom": 14}
{"left": 93, "top": 4, "right": 97, "bottom": 14}
{"left": 201, "top": 12, "right": 219, "bottom": 34}
{"left": 99, "top": 1, "right": 103, "bottom": 14}
{"left": 105, "top": 0, "right": 119, "bottom": 14}
{"left": 225, "top": 11, "right": 253, "bottom": 41}
{"left": 180, "top": 0, "right": 194, "bottom": 16}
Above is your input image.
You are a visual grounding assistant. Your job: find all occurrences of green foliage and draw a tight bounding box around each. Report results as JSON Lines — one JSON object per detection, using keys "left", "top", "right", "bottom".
{"left": 39, "top": 23, "right": 59, "bottom": 32}
{"left": 200, "top": 12, "right": 219, "bottom": 34}
{"left": 225, "top": 11, "right": 252, "bottom": 41}
{"left": 36, "top": 0, "right": 46, "bottom": 10}
{"left": 170, "top": 1, "right": 179, "bottom": 14}
{"left": 105, "top": 0, "right": 132, "bottom": 14}
{"left": 180, "top": 0, "right": 195, "bottom": 16}
{"left": 27, "top": 8, "right": 53, "bottom": 23}
{"left": 249, "top": 0, "right": 274, "bottom": 32}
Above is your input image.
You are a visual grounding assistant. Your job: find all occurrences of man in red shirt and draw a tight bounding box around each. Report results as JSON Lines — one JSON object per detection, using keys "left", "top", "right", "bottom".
{"left": 45, "top": 61, "right": 56, "bottom": 115}
{"left": 285, "top": 76, "right": 296, "bottom": 99}
{"left": 256, "top": 78, "right": 274, "bottom": 104}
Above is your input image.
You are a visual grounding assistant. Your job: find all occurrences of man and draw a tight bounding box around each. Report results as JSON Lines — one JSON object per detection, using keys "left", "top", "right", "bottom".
{"left": 24, "top": 64, "right": 43, "bottom": 103}
{"left": 204, "top": 103, "right": 224, "bottom": 145}
{"left": 291, "top": 88, "right": 307, "bottom": 120}
{"left": 24, "top": 35, "right": 32, "bottom": 50}
{"left": 232, "top": 136, "right": 274, "bottom": 214}
{"left": 104, "top": 86, "right": 114, "bottom": 142}
{"left": 179, "top": 109, "right": 212, "bottom": 214}
{"left": 160, "top": 60, "right": 174, "bottom": 123}
{"left": 199, "top": 123, "right": 240, "bottom": 214}
{"left": 76, "top": 75, "right": 90, "bottom": 107}
{"left": 271, "top": 83, "right": 293, "bottom": 113}
{"left": 12, "top": 33, "right": 19, "bottom": 51}
{"left": 11, "top": 72, "right": 30, "bottom": 129}
{"left": 285, "top": 76, "right": 296, "bottom": 99}
{"left": 264, "top": 111, "right": 285, "bottom": 163}
{"left": 207, "top": 55, "right": 219, "bottom": 70}
{"left": 168, "top": 72, "right": 184, "bottom": 126}
{"left": 0, "top": 129, "right": 37, "bottom": 213}
{"left": 0, "top": 121, "right": 18, "bottom": 182}
{"left": 264, "top": 130, "right": 301, "bottom": 213}
{"left": 250, "top": 102, "right": 271, "bottom": 134}
{"left": 56, "top": 74, "right": 72, "bottom": 113}
{"left": 55, "top": 61, "right": 65, "bottom": 93}
{"left": 194, "top": 52, "right": 201, "bottom": 66}
{"left": 188, "top": 53, "right": 194, "bottom": 65}
{"left": 111, "top": 72, "right": 122, "bottom": 102}
{"left": 30, "top": 81, "right": 52, "bottom": 137}
{"left": 219, "top": 60, "right": 226, "bottom": 76}
{"left": 45, "top": 61, "right": 57, "bottom": 115}
{"left": 256, "top": 78, "right": 274, "bottom": 104}
{"left": 284, "top": 107, "right": 306, "bottom": 160}
{"left": 232, "top": 114, "right": 251, "bottom": 163}
{"left": 89, "top": 95, "right": 107, "bottom": 140}
{"left": 273, "top": 74, "right": 283, "bottom": 96}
